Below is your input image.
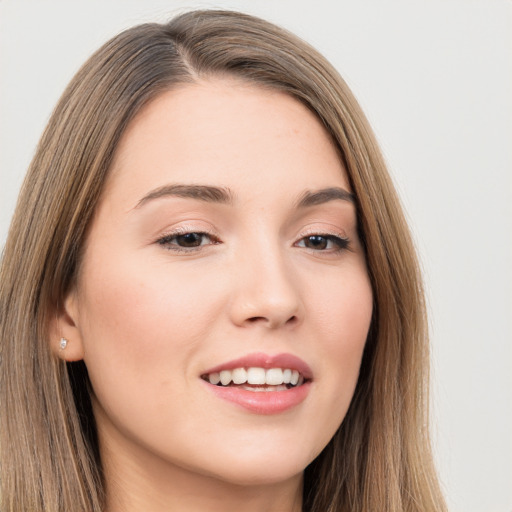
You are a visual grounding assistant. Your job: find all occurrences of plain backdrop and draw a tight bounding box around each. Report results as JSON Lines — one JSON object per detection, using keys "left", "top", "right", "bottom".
{"left": 1, "top": 1, "right": 511, "bottom": 511}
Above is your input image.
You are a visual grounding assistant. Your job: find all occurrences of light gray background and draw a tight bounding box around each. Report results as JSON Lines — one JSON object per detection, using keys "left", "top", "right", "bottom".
{"left": 1, "top": 1, "right": 511, "bottom": 511}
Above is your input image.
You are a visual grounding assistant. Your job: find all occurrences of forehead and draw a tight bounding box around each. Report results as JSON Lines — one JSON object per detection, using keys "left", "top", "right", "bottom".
{"left": 105, "top": 79, "right": 350, "bottom": 206}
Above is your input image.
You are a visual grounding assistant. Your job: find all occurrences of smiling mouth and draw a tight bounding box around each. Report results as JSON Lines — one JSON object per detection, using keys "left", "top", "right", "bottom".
{"left": 201, "top": 367, "right": 306, "bottom": 391}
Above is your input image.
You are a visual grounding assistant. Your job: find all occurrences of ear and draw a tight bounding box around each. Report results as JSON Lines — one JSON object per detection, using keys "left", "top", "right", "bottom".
{"left": 49, "top": 289, "right": 86, "bottom": 362}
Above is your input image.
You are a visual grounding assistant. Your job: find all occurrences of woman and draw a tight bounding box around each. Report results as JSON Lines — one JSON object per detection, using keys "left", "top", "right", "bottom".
{"left": 0, "top": 9, "right": 446, "bottom": 512}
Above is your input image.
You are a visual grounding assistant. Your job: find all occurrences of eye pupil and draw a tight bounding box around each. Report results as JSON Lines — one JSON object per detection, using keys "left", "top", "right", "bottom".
{"left": 306, "top": 235, "right": 328, "bottom": 250}
{"left": 177, "top": 233, "right": 202, "bottom": 247}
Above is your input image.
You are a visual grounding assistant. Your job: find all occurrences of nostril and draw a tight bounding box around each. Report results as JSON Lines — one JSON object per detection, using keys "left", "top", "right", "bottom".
{"left": 247, "top": 316, "right": 268, "bottom": 324}
{"left": 246, "top": 315, "right": 298, "bottom": 327}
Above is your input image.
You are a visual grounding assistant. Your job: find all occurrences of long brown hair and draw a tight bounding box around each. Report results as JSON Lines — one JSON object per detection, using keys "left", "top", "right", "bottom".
{"left": 0, "top": 10, "right": 446, "bottom": 511}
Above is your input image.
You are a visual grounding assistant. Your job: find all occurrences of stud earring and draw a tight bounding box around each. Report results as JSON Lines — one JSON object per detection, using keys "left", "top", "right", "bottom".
{"left": 59, "top": 337, "right": 68, "bottom": 350}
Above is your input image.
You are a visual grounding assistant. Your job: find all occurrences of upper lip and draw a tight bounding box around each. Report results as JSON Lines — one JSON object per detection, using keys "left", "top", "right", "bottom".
{"left": 202, "top": 352, "right": 313, "bottom": 380}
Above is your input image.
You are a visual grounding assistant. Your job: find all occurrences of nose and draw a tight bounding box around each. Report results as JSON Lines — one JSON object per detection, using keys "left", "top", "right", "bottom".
{"left": 228, "top": 247, "right": 303, "bottom": 330}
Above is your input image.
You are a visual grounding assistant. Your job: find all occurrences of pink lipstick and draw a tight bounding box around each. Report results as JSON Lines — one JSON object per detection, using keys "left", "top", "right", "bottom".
{"left": 201, "top": 352, "right": 312, "bottom": 414}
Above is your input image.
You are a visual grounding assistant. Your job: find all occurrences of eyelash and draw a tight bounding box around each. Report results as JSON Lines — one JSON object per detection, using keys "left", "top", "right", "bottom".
{"left": 156, "top": 228, "right": 220, "bottom": 253}
{"left": 156, "top": 230, "right": 350, "bottom": 254}
{"left": 295, "top": 233, "right": 350, "bottom": 253}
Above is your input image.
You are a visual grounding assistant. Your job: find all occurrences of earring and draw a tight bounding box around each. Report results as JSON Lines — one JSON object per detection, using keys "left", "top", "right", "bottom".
{"left": 59, "top": 337, "right": 68, "bottom": 350}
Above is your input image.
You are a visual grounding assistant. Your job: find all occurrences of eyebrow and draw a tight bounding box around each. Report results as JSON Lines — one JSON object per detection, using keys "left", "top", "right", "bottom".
{"left": 295, "top": 187, "right": 355, "bottom": 208}
{"left": 133, "top": 183, "right": 354, "bottom": 211}
{"left": 134, "top": 184, "right": 234, "bottom": 209}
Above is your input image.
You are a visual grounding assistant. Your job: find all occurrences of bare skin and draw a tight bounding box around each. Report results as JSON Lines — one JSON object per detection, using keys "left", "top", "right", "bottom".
{"left": 56, "top": 79, "right": 373, "bottom": 511}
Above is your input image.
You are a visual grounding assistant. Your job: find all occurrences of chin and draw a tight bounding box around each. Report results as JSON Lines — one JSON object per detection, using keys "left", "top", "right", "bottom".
{"left": 193, "top": 447, "right": 314, "bottom": 487}
{"left": 208, "top": 464, "right": 304, "bottom": 488}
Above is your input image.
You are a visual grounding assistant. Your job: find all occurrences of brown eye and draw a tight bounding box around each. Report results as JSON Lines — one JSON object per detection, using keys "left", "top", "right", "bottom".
{"left": 304, "top": 235, "right": 328, "bottom": 250}
{"left": 296, "top": 234, "right": 350, "bottom": 252}
{"left": 157, "top": 232, "right": 217, "bottom": 251}
{"left": 175, "top": 233, "right": 204, "bottom": 247}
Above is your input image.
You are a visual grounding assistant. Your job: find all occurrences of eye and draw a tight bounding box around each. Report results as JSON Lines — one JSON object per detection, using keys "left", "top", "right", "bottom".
{"left": 157, "top": 231, "right": 218, "bottom": 251}
{"left": 296, "top": 234, "right": 349, "bottom": 252}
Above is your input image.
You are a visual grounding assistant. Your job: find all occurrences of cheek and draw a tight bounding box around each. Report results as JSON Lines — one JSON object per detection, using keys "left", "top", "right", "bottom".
{"left": 80, "top": 254, "right": 218, "bottom": 344}
{"left": 308, "top": 260, "right": 373, "bottom": 344}
{"left": 306, "top": 266, "right": 373, "bottom": 407}
{"left": 75, "top": 254, "right": 233, "bottom": 448}
{"left": 76, "top": 254, "right": 226, "bottom": 398}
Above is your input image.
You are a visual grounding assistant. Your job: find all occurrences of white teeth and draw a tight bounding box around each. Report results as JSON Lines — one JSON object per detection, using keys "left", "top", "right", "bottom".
{"left": 265, "top": 368, "right": 283, "bottom": 385}
{"left": 205, "top": 367, "right": 305, "bottom": 388}
{"left": 209, "top": 372, "right": 220, "bottom": 385}
{"left": 247, "top": 367, "right": 266, "bottom": 385}
{"left": 232, "top": 367, "right": 247, "bottom": 384}
{"left": 220, "top": 370, "right": 232, "bottom": 386}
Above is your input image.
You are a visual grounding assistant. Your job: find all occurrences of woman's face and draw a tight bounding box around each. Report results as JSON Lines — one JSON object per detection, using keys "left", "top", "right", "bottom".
{"left": 64, "top": 79, "right": 373, "bottom": 487}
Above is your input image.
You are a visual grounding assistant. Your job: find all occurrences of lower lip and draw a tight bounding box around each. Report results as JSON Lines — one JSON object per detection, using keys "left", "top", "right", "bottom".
{"left": 203, "top": 381, "right": 311, "bottom": 414}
